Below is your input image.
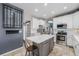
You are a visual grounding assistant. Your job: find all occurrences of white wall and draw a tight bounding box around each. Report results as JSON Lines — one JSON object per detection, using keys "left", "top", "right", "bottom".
{"left": 31, "top": 17, "right": 46, "bottom": 36}
{"left": 73, "top": 11, "right": 79, "bottom": 28}
{"left": 31, "top": 17, "right": 40, "bottom": 34}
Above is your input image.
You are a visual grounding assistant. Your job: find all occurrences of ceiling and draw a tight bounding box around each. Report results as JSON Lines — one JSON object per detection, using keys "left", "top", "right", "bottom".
{"left": 11, "top": 3, "right": 79, "bottom": 19}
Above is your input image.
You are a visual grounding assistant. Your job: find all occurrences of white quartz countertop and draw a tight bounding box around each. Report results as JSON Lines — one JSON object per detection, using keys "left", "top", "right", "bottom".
{"left": 26, "top": 34, "right": 54, "bottom": 44}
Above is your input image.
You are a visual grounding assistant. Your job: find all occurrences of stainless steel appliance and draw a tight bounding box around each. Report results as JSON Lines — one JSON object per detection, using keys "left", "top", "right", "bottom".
{"left": 56, "top": 31, "right": 67, "bottom": 44}
{"left": 56, "top": 24, "right": 67, "bottom": 44}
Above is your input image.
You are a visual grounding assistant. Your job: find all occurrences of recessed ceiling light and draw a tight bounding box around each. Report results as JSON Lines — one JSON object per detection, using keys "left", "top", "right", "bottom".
{"left": 51, "top": 11, "right": 55, "bottom": 14}
{"left": 64, "top": 6, "right": 68, "bottom": 9}
{"left": 34, "top": 8, "right": 39, "bottom": 12}
{"left": 43, "top": 14, "right": 47, "bottom": 17}
{"left": 44, "top": 3, "right": 48, "bottom": 6}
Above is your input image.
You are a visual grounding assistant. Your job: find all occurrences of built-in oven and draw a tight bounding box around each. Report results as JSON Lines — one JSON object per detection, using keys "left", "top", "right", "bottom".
{"left": 56, "top": 31, "right": 67, "bottom": 41}
{"left": 56, "top": 24, "right": 67, "bottom": 44}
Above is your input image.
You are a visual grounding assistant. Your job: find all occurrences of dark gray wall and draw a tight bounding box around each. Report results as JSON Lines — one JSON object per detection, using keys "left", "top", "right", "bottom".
{"left": 0, "top": 3, "right": 23, "bottom": 55}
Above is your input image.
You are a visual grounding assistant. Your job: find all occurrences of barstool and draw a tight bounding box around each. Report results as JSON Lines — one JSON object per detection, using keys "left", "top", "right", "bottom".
{"left": 23, "top": 40, "right": 39, "bottom": 56}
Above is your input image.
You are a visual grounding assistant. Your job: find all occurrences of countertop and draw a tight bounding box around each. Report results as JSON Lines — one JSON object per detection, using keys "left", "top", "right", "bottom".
{"left": 26, "top": 34, "right": 54, "bottom": 44}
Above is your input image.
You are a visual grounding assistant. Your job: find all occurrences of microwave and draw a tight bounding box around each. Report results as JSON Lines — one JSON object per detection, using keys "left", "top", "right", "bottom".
{"left": 57, "top": 24, "right": 67, "bottom": 29}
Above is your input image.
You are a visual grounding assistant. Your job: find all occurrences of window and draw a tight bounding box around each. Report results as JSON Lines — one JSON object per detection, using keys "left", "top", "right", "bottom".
{"left": 3, "top": 4, "right": 23, "bottom": 28}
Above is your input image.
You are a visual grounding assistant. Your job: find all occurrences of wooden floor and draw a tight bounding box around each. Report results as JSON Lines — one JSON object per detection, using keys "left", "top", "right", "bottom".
{"left": 2, "top": 41, "right": 75, "bottom": 56}
{"left": 18, "top": 42, "right": 75, "bottom": 56}
{"left": 49, "top": 43, "right": 75, "bottom": 56}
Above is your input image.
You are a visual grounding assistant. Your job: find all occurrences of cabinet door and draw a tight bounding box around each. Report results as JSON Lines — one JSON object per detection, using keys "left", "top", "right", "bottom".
{"left": 42, "top": 41, "right": 49, "bottom": 56}
{"left": 73, "top": 11, "right": 79, "bottom": 28}
{"left": 72, "top": 36, "right": 75, "bottom": 47}
{"left": 75, "top": 44, "right": 79, "bottom": 56}
{"left": 72, "top": 36, "right": 77, "bottom": 47}
{"left": 67, "top": 35, "right": 73, "bottom": 46}
{"left": 49, "top": 38, "right": 54, "bottom": 51}
{"left": 72, "top": 36, "right": 79, "bottom": 56}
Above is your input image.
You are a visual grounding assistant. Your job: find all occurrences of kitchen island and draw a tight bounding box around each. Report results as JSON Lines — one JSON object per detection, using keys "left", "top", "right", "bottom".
{"left": 26, "top": 34, "right": 54, "bottom": 56}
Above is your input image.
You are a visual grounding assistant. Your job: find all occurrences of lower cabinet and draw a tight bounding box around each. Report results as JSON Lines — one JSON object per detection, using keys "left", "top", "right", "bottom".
{"left": 38, "top": 40, "right": 50, "bottom": 56}
{"left": 67, "top": 35, "right": 73, "bottom": 47}
{"left": 49, "top": 37, "right": 54, "bottom": 51}
{"left": 72, "top": 35, "right": 79, "bottom": 56}
{"left": 36, "top": 37, "right": 54, "bottom": 56}
{"left": 74, "top": 45, "right": 79, "bottom": 56}
{"left": 42, "top": 41, "right": 49, "bottom": 56}
{"left": 67, "top": 34, "right": 79, "bottom": 56}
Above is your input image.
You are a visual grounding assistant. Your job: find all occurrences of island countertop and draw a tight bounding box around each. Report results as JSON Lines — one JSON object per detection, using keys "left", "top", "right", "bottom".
{"left": 26, "top": 34, "right": 54, "bottom": 44}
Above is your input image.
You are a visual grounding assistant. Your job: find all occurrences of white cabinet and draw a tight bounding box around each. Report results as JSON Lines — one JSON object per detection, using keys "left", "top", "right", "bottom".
{"left": 72, "top": 35, "right": 79, "bottom": 56}
{"left": 75, "top": 44, "right": 79, "bottom": 56}
{"left": 53, "top": 14, "right": 73, "bottom": 29}
{"left": 73, "top": 11, "right": 79, "bottom": 28}
{"left": 67, "top": 35, "right": 73, "bottom": 46}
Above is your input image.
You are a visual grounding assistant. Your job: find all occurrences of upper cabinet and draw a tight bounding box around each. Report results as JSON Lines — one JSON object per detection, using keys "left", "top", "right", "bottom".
{"left": 53, "top": 11, "right": 79, "bottom": 29}
{"left": 53, "top": 14, "right": 73, "bottom": 29}
{"left": 3, "top": 4, "right": 23, "bottom": 29}
{"left": 73, "top": 11, "right": 79, "bottom": 28}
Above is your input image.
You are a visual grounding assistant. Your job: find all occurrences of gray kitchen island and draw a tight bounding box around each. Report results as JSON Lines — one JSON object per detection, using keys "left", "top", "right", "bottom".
{"left": 26, "top": 34, "right": 54, "bottom": 56}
